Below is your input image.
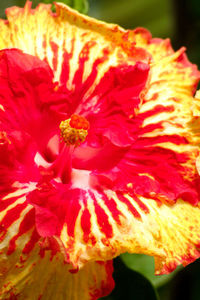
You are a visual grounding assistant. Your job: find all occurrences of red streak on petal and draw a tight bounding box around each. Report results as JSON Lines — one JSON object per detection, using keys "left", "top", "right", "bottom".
{"left": 69, "top": 266, "right": 79, "bottom": 274}
{"left": 101, "top": 194, "right": 122, "bottom": 225}
{"left": 50, "top": 41, "right": 58, "bottom": 71}
{"left": 7, "top": 208, "right": 35, "bottom": 255}
{"left": 0, "top": 195, "right": 20, "bottom": 212}
{"left": 8, "top": 292, "right": 18, "bottom": 300}
{"left": 60, "top": 38, "right": 75, "bottom": 84}
{"left": 144, "top": 92, "right": 158, "bottom": 102}
{"left": 136, "top": 134, "right": 188, "bottom": 148}
{"left": 90, "top": 260, "right": 114, "bottom": 300}
{"left": 60, "top": 52, "right": 71, "bottom": 84}
{"left": 72, "top": 46, "right": 109, "bottom": 105}
{"left": 129, "top": 192, "right": 150, "bottom": 213}
{"left": 89, "top": 192, "right": 113, "bottom": 238}
{"left": 80, "top": 194, "right": 96, "bottom": 245}
{"left": 139, "top": 105, "right": 174, "bottom": 120}
{"left": 162, "top": 261, "right": 179, "bottom": 274}
{"left": 139, "top": 123, "right": 164, "bottom": 135}
{"left": 80, "top": 48, "right": 109, "bottom": 95}
{"left": 81, "top": 208, "right": 92, "bottom": 243}
{"left": 100, "top": 260, "right": 115, "bottom": 297}
{"left": 73, "top": 41, "right": 96, "bottom": 85}
{"left": 181, "top": 247, "right": 200, "bottom": 266}
{"left": 0, "top": 202, "right": 27, "bottom": 231}
{"left": 133, "top": 197, "right": 149, "bottom": 213}
{"left": 22, "top": 229, "right": 40, "bottom": 255}
{"left": 117, "top": 192, "right": 141, "bottom": 218}
{"left": 65, "top": 198, "right": 82, "bottom": 237}
{"left": 38, "top": 238, "right": 51, "bottom": 258}
{"left": 42, "top": 35, "right": 47, "bottom": 49}
{"left": 38, "top": 237, "right": 61, "bottom": 260}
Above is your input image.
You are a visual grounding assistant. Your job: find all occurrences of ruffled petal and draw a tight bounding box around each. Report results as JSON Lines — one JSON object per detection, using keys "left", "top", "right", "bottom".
{"left": 65, "top": 30, "right": 200, "bottom": 274}
{"left": 0, "top": 185, "right": 114, "bottom": 299}
{"left": 58, "top": 24, "right": 200, "bottom": 275}
{"left": 87, "top": 32, "right": 200, "bottom": 206}
{"left": 52, "top": 186, "right": 200, "bottom": 275}
{"left": 0, "top": 1, "right": 149, "bottom": 97}
{"left": 188, "top": 90, "right": 200, "bottom": 148}
{"left": 1, "top": 243, "right": 113, "bottom": 300}
{"left": 132, "top": 28, "right": 200, "bottom": 138}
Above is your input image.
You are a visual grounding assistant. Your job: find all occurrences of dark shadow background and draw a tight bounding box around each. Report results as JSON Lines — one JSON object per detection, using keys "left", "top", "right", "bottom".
{"left": 88, "top": 0, "right": 200, "bottom": 67}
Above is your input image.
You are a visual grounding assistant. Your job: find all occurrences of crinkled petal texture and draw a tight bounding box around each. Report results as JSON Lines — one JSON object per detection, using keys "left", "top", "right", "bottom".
{"left": 1, "top": 2, "right": 200, "bottom": 300}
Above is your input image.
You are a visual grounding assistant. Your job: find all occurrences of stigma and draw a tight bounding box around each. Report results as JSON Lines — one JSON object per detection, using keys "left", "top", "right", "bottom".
{"left": 59, "top": 114, "right": 89, "bottom": 146}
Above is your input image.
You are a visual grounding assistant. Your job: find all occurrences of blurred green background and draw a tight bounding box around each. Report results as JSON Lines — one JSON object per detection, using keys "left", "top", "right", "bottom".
{"left": 88, "top": 0, "right": 200, "bottom": 67}
{"left": 0, "top": 0, "right": 200, "bottom": 299}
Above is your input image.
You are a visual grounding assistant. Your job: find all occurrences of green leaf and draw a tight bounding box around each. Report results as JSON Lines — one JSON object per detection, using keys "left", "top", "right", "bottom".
{"left": 121, "top": 253, "right": 182, "bottom": 288}
{"left": 100, "top": 257, "right": 159, "bottom": 300}
{"left": 73, "top": 0, "right": 89, "bottom": 14}
{"left": 40, "top": 0, "right": 89, "bottom": 14}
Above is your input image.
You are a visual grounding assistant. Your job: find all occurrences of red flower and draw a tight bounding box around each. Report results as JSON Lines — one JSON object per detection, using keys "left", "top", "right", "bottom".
{"left": 0, "top": 2, "right": 200, "bottom": 299}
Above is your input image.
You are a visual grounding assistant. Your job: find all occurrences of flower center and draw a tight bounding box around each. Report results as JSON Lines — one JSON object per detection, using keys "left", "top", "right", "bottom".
{"left": 59, "top": 114, "right": 89, "bottom": 146}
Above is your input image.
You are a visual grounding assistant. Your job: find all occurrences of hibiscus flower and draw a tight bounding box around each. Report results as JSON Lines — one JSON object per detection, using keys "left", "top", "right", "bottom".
{"left": 0, "top": 1, "right": 200, "bottom": 299}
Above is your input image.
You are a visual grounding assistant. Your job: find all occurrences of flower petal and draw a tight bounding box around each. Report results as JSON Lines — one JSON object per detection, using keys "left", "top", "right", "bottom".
{"left": 132, "top": 28, "right": 200, "bottom": 137}
{"left": 188, "top": 89, "right": 200, "bottom": 149}
{"left": 58, "top": 187, "right": 200, "bottom": 275}
{"left": 1, "top": 244, "right": 113, "bottom": 300}
{"left": 64, "top": 31, "right": 200, "bottom": 274}
{"left": 0, "top": 1, "right": 149, "bottom": 97}
{"left": 0, "top": 186, "right": 114, "bottom": 299}
{"left": 1, "top": 0, "right": 200, "bottom": 290}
